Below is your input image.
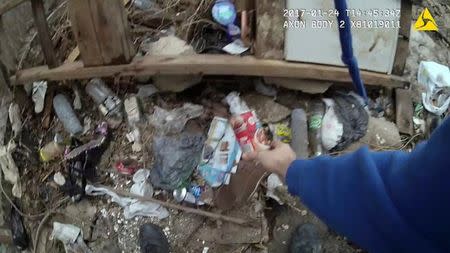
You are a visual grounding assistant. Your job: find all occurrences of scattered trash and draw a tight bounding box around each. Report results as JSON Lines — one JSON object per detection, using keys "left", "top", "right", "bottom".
{"left": 225, "top": 92, "right": 270, "bottom": 153}
{"left": 202, "top": 247, "right": 210, "bottom": 253}
{"left": 86, "top": 172, "right": 169, "bottom": 220}
{"left": 418, "top": 61, "right": 450, "bottom": 115}
{"left": 11, "top": 201, "right": 28, "bottom": 250}
{"left": 137, "top": 84, "right": 159, "bottom": 98}
{"left": 73, "top": 87, "right": 82, "bottom": 110}
{"left": 134, "top": 0, "right": 155, "bottom": 10}
{"left": 266, "top": 173, "right": 284, "bottom": 205}
{"left": 63, "top": 123, "right": 110, "bottom": 201}
{"left": 139, "top": 223, "right": 170, "bottom": 253}
{"left": 173, "top": 187, "right": 204, "bottom": 205}
{"left": 149, "top": 103, "right": 204, "bottom": 134}
{"left": 124, "top": 96, "right": 142, "bottom": 126}
{"left": 413, "top": 103, "right": 426, "bottom": 134}
{"left": 222, "top": 39, "right": 249, "bottom": 55}
{"left": 255, "top": 79, "right": 277, "bottom": 97}
{"left": 321, "top": 99, "right": 343, "bottom": 151}
{"left": 272, "top": 123, "right": 292, "bottom": 143}
{"left": 53, "top": 94, "right": 83, "bottom": 136}
{"left": 53, "top": 172, "right": 66, "bottom": 186}
{"left": 150, "top": 131, "right": 204, "bottom": 190}
{"left": 198, "top": 117, "right": 241, "bottom": 187}
{"left": 32, "top": 81, "right": 47, "bottom": 113}
{"left": 331, "top": 92, "right": 369, "bottom": 151}
{"left": 0, "top": 142, "right": 22, "bottom": 198}
{"left": 308, "top": 100, "right": 325, "bottom": 156}
{"left": 8, "top": 103, "right": 22, "bottom": 139}
{"left": 115, "top": 159, "right": 139, "bottom": 175}
{"left": 83, "top": 116, "right": 92, "bottom": 135}
{"left": 40, "top": 134, "right": 65, "bottom": 162}
{"left": 212, "top": 0, "right": 237, "bottom": 26}
{"left": 51, "top": 222, "right": 92, "bottom": 253}
{"left": 126, "top": 128, "right": 143, "bottom": 152}
{"left": 291, "top": 109, "right": 309, "bottom": 159}
{"left": 85, "top": 78, "right": 123, "bottom": 123}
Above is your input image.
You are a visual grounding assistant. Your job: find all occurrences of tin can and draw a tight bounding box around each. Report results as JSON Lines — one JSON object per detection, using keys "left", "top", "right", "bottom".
{"left": 173, "top": 188, "right": 197, "bottom": 204}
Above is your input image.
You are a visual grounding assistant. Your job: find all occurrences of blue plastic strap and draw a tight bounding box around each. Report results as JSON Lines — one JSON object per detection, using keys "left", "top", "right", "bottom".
{"left": 334, "top": 0, "right": 368, "bottom": 102}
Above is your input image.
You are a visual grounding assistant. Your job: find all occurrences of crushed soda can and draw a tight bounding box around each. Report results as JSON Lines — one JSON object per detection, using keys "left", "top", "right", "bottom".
{"left": 114, "top": 159, "right": 139, "bottom": 175}
{"left": 173, "top": 188, "right": 204, "bottom": 205}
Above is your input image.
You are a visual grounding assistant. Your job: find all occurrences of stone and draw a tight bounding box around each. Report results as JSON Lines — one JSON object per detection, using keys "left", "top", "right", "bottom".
{"left": 243, "top": 93, "right": 291, "bottom": 123}
{"left": 143, "top": 35, "right": 201, "bottom": 92}
{"left": 346, "top": 117, "right": 402, "bottom": 151}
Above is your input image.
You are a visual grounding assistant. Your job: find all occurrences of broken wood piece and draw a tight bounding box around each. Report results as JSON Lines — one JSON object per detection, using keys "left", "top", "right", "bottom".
{"left": 31, "top": 0, "right": 59, "bottom": 68}
{"left": 99, "top": 185, "right": 250, "bottom": 225}
{"left": 68, "top": 0, "right": 135, "bottom": 66}
{"left": 12, "top": 55, "right": 407, "bottom": 87}
{"left": 255, "top": 0, "right": 285, "bottom": 59}
{"left": 395, "top": 88, "right": 414, "bottom": 135}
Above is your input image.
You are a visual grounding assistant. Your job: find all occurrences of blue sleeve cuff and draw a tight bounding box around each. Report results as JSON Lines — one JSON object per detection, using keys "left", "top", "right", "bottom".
{"left": 286, "top": 159, "right": 305, "bottom": 196}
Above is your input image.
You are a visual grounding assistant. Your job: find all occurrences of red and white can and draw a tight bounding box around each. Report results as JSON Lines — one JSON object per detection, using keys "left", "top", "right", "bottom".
{"left": 230, "top": 111, "right": 260, "bottom": 153}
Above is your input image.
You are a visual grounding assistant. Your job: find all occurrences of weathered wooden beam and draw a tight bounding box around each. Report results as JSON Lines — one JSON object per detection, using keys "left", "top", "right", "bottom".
{"left": 68, "top": 0, "right": 134, "bottom": 66}
{"left": 392, "top": 0, "right": 412, "bottom": 75}
{"left": 12, "top": 55, "right": 407, "bottom": 87}
{"left": 31, "top": 0, "right": 59, "bottom": 68}
{"left": 0, "top": 0, "right": 28, "bottom": 16}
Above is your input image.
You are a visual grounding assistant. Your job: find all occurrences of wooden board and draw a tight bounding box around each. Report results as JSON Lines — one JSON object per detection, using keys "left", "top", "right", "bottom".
{"left": 31, "top": 0, "right": 59, "bottom": 68}
{"left": 396, "top": 88, "right": 414, "bottom": 135}
{"left": 68, "top": 0, "right": 134, "bottom": 66}
{"left": 254, "top": 0, "right": 285, "bottom": 59}
{"left": 12, "top": 54, "right": 407, "bottom": 87}
{"left": 392, "top": 0, "right": 412, "bottom": 75}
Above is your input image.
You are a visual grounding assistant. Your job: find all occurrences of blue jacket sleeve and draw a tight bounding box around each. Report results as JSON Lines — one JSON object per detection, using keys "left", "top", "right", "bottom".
{"left": 286, "top": 118, "right": 450, "bottom": 253}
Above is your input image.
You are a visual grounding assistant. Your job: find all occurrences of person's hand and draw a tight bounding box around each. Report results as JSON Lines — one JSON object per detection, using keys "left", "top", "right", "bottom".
{"left": 243, "top": 141, "right": 296, "bottom": 180}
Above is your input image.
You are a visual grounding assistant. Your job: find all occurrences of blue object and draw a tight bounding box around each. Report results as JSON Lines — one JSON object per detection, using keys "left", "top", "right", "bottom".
{"left": 212, "top": 0, "right": 237, "bottom": 26}
{"left": 286, "top": 118, "right": 450, "bottom": 252}
{"left": 334, "top": 0, "right": 368, "bottom": 102}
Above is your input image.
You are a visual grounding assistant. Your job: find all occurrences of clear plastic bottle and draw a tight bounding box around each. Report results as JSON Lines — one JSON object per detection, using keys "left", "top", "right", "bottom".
{"left": 291, "top": 108, "right": 309, "bottom": 159}
{"left": 308, "top": 101, "right": 325, "bottom": 156}
{"left": 85, "top": 78, "right": 122, "bottom": 118}
{"left": 53, "top": 94, "right": 83, "bottom": 135}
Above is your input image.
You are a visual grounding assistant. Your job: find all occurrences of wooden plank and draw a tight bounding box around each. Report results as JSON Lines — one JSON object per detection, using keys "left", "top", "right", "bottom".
{"left": 254, "top": 0, "right": 285, "bottom": 59}
{"left": 395, "top": 88, "right": 414, "bottom": 135}
{"left": 31, "top": 0, "right": 59, "bottom": 68}
{"left": 0, "top": 0, "right": 28, "bottom": 16}
{"left": 392, "top": 0, "right": 412, "bottom": 75}
{"left": 68, "top": 0, "right": 134, "bottom": 66}
{"left": 12, "top": 55, "right": 407, "bottom": 87}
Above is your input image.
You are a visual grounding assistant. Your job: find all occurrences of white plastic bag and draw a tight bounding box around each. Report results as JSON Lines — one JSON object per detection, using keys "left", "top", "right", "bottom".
{"left": 418, "top": 61, "right": 450, "bottom": 115}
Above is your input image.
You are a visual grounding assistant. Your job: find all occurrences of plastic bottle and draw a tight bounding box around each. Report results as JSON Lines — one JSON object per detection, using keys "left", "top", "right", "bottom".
{"left": 39, "top": 134, "right": 64, "bottom": 162}
{"left": 85, "top": 78, "right": 122, "bottom": 117}
{"left": 291, "top": 109, "right": 309, "bottom": 159}
{"left": 53, "top": 94, "right": 83, "bottom": 135}
{"left": 212, "top": 0, "right": 237, "bottom": 26}
{"left": 308, "top": 101, "right": 325, "bottom": 156}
